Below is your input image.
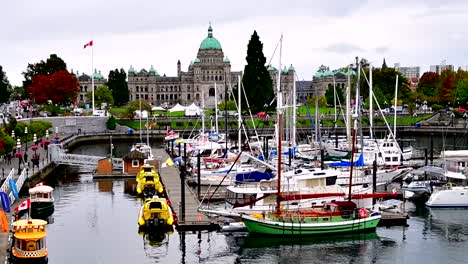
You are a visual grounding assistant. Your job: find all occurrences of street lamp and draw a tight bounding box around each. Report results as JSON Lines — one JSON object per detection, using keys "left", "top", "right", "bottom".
{"left": 32, "top": 134, "right": 39, "bottom": 171}
{"left": 24, "top": 126, "right": 28, "bottom": 151}
{"left": 15, "top": 138, "right": 23, "bottom": 175}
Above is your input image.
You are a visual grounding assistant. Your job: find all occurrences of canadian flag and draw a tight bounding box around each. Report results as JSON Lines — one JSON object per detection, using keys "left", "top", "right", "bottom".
{"left": 35, "top": 182, "right": 45, "bottom": 187}
{"left": 14, "top": 199, "right": 31, "bottom": 212}
{"left": 84, "top": 40, "right": 93, "bottom": 49}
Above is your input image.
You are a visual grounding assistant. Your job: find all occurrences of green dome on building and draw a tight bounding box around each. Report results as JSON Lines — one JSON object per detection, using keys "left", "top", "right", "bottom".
{"left": 199, "top": 25, "right": 222, "bottom": 50}
{"left": 128, "top": 65, "right": 135, "bottom": 73}
{"left": 223, "top": 57, "right": 230, "bottom": 63}
{"left": 288, "top": 64, "right": 295, "bottom": 72}
{"left": 194, "top": 58, "right": 200, "bottom": 63}
{"left": 93, "top": 69, "right": 104, "bottom": 79}
{"left": 267, "top": 65, "right": 277, "bottom": 71}
{"left": 149, "top": 65, "right": 159, "bottom": 76}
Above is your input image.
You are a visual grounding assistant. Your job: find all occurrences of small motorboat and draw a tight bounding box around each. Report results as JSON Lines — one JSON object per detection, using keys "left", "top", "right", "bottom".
{"left": 8, "top": 219, "right": 48, "bottom": 264}
{"left": 138, "top": 196, "right": 174, "bottom": 231}
{"left": 136, "top": 164, "right": 164, "bottom": 198}
{"left": 29, "top": 185, "right": 55, "bottom": 219}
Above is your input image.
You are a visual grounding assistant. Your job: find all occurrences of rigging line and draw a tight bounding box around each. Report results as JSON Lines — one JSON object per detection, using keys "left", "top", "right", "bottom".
{"left": 228, "top": 81, "right": 253, "bottom": 154}
{"left": 207, "top": 151, "right": 243, "bottom": 202}
{"left": 267, "top": 36, "right": 282, "bottom": 67}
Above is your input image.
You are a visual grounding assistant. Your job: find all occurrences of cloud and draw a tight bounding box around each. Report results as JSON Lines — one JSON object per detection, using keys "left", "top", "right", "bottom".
{"left": 374, "top": 46, "right": 389, "bottom": 54}
{"left": 324, "top": 43, "right": 364, "bottom": 54}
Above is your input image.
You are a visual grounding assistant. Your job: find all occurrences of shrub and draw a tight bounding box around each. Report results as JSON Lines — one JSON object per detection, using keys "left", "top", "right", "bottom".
{"left": 106, "top": 116, "right": 117, "bottom": 130}
{"left": 431, "top": 104, "right": 443, "bottom": 111}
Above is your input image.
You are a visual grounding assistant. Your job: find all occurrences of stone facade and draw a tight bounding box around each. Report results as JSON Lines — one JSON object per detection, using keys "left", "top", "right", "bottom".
{"left": 76, "top": 70, "right": 107, "bottom": 106}
{"left": 75, "top": 25, "right": 296, "bottom": 108}
{"left": 312, "top": 70, "right": 350, "bottom": 98}
{"left": 127, "top": 25, "right": 295, "bottom": 108}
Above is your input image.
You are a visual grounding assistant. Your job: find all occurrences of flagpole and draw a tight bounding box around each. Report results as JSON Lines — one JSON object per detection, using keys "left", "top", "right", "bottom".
{"left": 91, "top": 44, "right": 95, "bottom": 113}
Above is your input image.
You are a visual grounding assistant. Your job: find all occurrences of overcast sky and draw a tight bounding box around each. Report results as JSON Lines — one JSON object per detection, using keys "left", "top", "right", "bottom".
{"left": 2, "top": 0, "right": 468, "bottom": 86}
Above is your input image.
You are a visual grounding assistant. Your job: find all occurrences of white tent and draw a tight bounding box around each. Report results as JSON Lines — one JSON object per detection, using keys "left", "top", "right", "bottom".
{"left": 152, "top": 106, "right": 166, "bottom": 111}
{"left": 168, "top": 103, "right": 186, "bottom": 112}
{"left": 185, "top": 103, "right": 201, "bottom": 116}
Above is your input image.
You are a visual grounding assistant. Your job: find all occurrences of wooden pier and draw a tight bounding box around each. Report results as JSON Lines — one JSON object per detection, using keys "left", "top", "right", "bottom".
{"left": 154, "top": 149, "right": 220, "bottom": 232}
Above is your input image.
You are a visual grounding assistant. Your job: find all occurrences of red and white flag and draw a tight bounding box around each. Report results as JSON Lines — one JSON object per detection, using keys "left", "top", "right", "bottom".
{"left": 14, "top": 199, "right": 31, "bottom": 212}
{"left": 35, "top": 182, "right": 45, "bottom": 187}
{"left": 84, "top": 40, "right": 93, "bottom": 49}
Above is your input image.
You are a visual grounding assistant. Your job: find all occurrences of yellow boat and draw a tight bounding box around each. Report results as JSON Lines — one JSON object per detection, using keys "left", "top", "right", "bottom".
{"left": 138, "top": 197, "right": 174, "bottom": 231}
{"left": 136, "top": 164, "right": 164, "bottom": 198}
{"left": 8, "top": 219, "right": 48, "bottom": 264}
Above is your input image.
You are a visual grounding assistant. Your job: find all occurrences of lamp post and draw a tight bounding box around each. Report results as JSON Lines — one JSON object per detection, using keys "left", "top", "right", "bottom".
{"left": 32, "top": 133, "right": 39, "bottom": 171}
{"left": 15, "top": 138, "right": 23, "bottom": 175}
{"left": 24, "top": 126, "right": 28, "bottom": 151}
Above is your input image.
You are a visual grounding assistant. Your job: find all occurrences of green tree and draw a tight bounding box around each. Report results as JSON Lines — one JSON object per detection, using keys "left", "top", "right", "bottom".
{"left": 218, "top": 100, "right": 236, "bottom": 111}
{"left": 107, "top": 69, "right": 129, "bottom": 106}
{"left": 9, "top": 86, "right": 25, "bottom": 101}
{"left": 324, "top": 83, "right": 344, "bottom": 106}
{"left": 22, "top": 54, "right": 67, "bottom": 97}
{"left": 241, "top": 31, "right": 274, "bottom": 113}
{"left": 360, "top": 67, "right": 410, "bottom": 106}
{"left": 106, "top": 116, "right": 117, "bottom": 130}
{"left": 0, "top": 65, "right": 11, "bottom": 103}
{"left": 86, "top": 85, "right": 114, "bottom": 108}
{"left": 128, "top": 99, "right": 151, "bottom": 119}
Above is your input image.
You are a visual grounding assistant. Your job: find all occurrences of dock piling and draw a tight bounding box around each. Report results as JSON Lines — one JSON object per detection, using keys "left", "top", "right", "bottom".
{"left": 372, "top": 155, "right": 377, "bottom": 205}
{"left": 430, "top": 133, "right": 434, "bottom": 165}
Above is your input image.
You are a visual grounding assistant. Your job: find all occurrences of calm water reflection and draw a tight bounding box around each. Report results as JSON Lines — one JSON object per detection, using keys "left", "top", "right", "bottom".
{"left": 39, "top": 169, "right": 468, "bottom": 264}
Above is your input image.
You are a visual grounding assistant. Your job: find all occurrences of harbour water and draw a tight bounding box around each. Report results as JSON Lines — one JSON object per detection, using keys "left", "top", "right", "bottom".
{"left": 38, "top": 137, "right": 468, "bottom": 264}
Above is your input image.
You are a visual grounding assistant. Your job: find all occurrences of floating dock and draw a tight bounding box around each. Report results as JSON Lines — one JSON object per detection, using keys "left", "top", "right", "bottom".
{"left": 154, "top": 149, "right": 221, "bottom": 231}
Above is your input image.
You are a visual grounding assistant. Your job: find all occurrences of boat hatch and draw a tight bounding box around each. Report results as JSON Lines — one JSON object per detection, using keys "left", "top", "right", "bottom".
{"left": 149, "top": 202, "right": 162, "bottom": 209}
{"left": 143, "top": 167, "right": 152, "bottom": 173}
{"left": 145, "top": 176, "right": 155, "bottom": 182}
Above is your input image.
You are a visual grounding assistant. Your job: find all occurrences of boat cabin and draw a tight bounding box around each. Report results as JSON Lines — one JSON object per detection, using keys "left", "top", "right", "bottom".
{"left": 123, "top": 150, "right": 147, "bottom": 174}
{"left": 29, "top": 186, "right": 54, "bottom": 203}
{"left": 10, "top": 219, "right": 48, "bottom": 261}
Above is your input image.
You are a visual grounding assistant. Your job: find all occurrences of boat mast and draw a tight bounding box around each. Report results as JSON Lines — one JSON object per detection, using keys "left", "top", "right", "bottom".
{"left": 139, "top": 98, "right": 142, "bottom": 142}
{"left": 348, "top": 104, "right": 358, "bottom": 201}
{"left": 356, "top": 57, "right": 363, "bottom": 154}
{"left": 238, "top": 75, "right": 242, "bottom": 151}
{"left": 346, "top": 66, "right": 351, "bottom": 147}
{"left": 276, "top": 34, "right": 283, "bottom": 214}
{"left": 369, "top": 65, "right": 373, "bottom": 139}
{"left": 393, "top": 74, "right": 398, "bottom": 141}
{"left": 201, "top": 87, "right": 205, "bottom": 135}
{"left": 292, "top": 71, "right": 296, "bottom": 147}
{"left": 214, "top": 82, "right": 219, "bottom": 134}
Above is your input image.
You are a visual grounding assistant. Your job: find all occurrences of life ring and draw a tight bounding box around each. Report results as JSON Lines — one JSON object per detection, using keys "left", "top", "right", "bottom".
{"left": 27, "top": 241, "right": 36, "bottom": 251}
{"left": 359, "top": 208, "right": 368, "bottom": 218}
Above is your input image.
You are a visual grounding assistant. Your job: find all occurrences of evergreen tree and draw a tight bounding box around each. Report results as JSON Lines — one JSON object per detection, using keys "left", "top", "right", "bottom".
{"left": 0, "top": 65, "right": 11, "bottom": 103}
{"left": 107, "top": 68, "right": 129, "bottom": 106}
{"left": 382, "top": 58, "right": 388, "bottom": 69}
{"left": 241, "top": 31, "right": 274, "bottom": 113}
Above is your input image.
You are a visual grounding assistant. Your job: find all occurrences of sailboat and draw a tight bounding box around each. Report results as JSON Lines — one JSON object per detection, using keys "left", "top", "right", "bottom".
{"left": 131, "top": 99, "right": 154, "bottom": 160}
{"left": 240, "top": 51, "right": 381, "bottom": 235}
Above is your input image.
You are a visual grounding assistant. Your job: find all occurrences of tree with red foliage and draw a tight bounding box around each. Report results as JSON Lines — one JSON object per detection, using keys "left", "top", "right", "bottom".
{"left": 28, "top": 70, "right": 79, "bottom": 105}
{"left": 417, "top": 72, "right": 439, "bottom": 97}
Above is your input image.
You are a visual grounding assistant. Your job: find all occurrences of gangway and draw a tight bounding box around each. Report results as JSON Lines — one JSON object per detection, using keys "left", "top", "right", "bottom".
{"left": 48, "top": 144, "right": 122, "bottom": 169}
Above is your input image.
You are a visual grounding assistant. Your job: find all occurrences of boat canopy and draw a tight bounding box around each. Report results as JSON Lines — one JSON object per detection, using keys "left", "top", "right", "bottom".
{"left": 414, "top": 165, "right": 466, "bottom": 180}
{"left": 329, "top": 154, "right": 364, "bottom": 167}
{"left": 29, "top": 186, "right": 54, "bottom": 195}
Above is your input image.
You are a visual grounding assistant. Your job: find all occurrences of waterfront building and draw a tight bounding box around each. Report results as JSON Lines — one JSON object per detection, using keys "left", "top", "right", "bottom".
{"left": 126, "top": 25, "right": 294, "bottom": 108}
{"left": 312, "top": 69, "right": 353, "bottom": 98}
{"left": 75, "top": 70, "right": 107, "bottom": 106}
{"left": 394, "top": 63, "right": 420, "bottom": 79}
{"left": 76, "top": 25, "right": 296, "bottom": 108}
{"left": 296, "top": 80, "right": 313, "bottom": 102}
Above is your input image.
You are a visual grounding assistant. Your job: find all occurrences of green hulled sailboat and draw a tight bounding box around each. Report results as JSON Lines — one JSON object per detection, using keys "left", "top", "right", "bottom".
{"left": 241, "top": 201, "right": 381, "bottom": 235}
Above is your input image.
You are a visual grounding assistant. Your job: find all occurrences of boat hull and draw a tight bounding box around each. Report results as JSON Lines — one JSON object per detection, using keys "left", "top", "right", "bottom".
{"left": 242, "top": 214, "right": 381, "bottom": 236}
{"left": 31, "top": 202, "right": 54, "bottom": 219}
{"left": 8, "top": 256, "right": 48, "bottom": 264}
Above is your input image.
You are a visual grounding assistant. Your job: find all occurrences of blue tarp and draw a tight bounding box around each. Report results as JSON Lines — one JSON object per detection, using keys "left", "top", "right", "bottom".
{"left": 329, "top": 153, "right": 365, "bottom": 167}
{"left": 235, "top": 170, "right": 273, "bottom": 183}
{"left": 269, "top": 147, "right": 297, "bottom": 157}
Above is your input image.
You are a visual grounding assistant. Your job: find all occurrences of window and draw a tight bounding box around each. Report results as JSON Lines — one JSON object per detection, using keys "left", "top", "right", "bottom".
{"left": 209, "top": 87, "right": 215, "bottom": 97}
{"left": 170, "top": 94, "right": 173, "bottom": 100}
{"left": 84, "top": 86, "right": 88, "bottom": 92}
{"left": 156, "top": 95, "right": 160, "bottom": 100}
{"left": 196, "top": 93, "right": 200, "bottom": 100}
{"left": 174, "top": 94, "right": 177, "bottom": 100}
{"left": 187, "top": 94, "right": 191, "bottom": 100}
{"left": 80, "top": 86, "right": 83, "bottom": 92}
{"left": 132, "top": 160, "right": 139, "bottom": 167}
{"left": 136, "top": 86, "right": 139, "bottom": 92}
